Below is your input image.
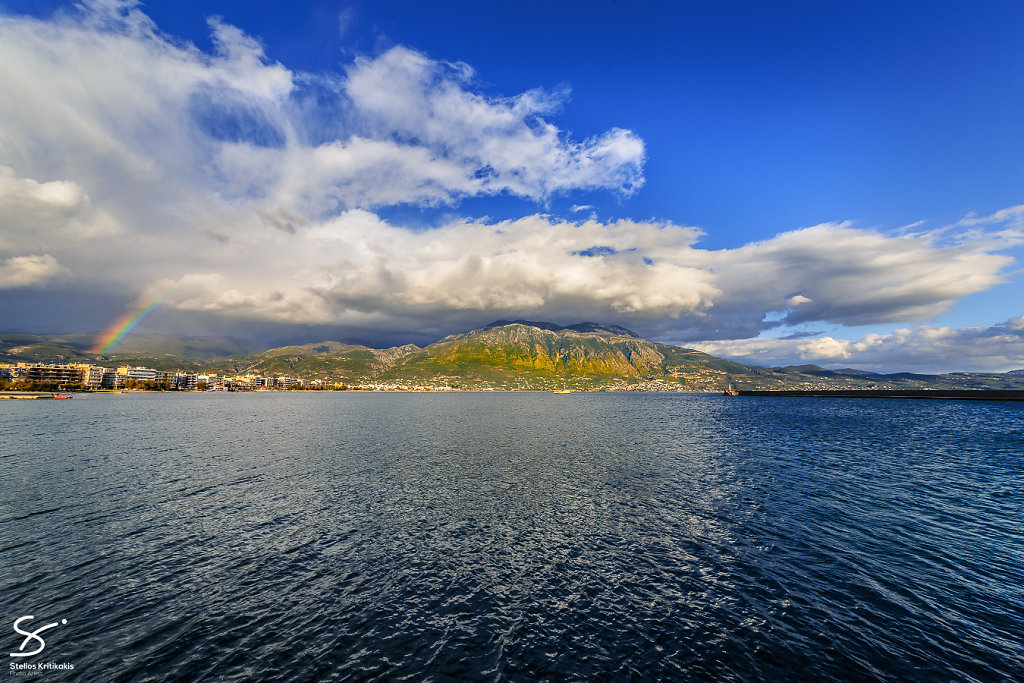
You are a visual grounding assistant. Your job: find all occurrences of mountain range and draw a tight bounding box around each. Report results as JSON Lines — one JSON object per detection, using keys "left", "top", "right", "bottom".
{"left": 4, "top": 321, "right": 1024, "bottom": 392}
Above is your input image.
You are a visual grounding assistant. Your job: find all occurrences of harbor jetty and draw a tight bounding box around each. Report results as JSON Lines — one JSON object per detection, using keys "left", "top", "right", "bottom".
{"left": 732, "top": 389, "right": 1024, "bottom": 401}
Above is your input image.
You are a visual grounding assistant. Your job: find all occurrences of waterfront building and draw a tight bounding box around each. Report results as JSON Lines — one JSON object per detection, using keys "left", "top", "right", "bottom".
{"left": 70, "top": 364, "right": 106, "bottom": 388}
{"left": 117, "top": 366, "right": 157, "bottom": 383}
{"left": 101, "top": 368, "right": 124, "bottom": 388}
{"left": 26, "top": 364, "right": 83, "bottom": 385}
{"left": 196, "top": 374, "right": 223, "bottom": 388}
{"left": 151, "top": 370, "right": 187, "bottom": 388}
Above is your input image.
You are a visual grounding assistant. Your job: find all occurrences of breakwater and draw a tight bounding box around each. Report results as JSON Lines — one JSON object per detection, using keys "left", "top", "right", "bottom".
{"left": 735, "top": 389, "right": 1024, "bottom": 400}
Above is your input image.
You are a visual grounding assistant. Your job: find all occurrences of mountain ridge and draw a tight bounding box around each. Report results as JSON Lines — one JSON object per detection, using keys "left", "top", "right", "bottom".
{"left": 4, "top": 321, "right": 1024, "bottom": 392}
{"left": 477, "top": 320, "right": 642, "bottom": 338}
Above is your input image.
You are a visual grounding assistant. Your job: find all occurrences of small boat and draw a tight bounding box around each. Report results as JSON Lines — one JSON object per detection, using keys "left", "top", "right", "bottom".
{"left": 553, "top": 388, "right": 572, "bottom": 394}
{"left": 53, "top": 394, "right": 72, "bottom": 399}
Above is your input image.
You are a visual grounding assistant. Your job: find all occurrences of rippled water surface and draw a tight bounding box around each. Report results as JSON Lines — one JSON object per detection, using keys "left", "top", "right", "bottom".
{"left": 2, "top": 392, "right": 1023, "bottom": 681}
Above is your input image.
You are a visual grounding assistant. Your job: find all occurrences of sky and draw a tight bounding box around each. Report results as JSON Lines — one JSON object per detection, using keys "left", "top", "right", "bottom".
{"left": 1, "top": 0, "right": 1023, "bottom": 372}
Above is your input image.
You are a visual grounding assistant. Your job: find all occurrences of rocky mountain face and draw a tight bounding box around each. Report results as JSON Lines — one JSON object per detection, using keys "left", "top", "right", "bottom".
{"left": 219, "top": 322, "right": 680, "bottom": 389}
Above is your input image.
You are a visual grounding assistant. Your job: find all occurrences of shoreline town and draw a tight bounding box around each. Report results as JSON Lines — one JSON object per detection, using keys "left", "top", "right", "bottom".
{"left": 0, "top": 361, "right": 700, "bottom": 394}
{"left": 1, "top": 361, "right": 322, "bottom": 392}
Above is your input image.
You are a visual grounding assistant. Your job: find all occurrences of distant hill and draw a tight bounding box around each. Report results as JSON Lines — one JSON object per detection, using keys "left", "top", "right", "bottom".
{"left": 0, "top": 333, "right": 97, "bottom": 364}
{"left": 108, "top": 334, "right": 253, "bottom": 359}
{"left": 0, "top": 333, "right": 253, "bottom": 372}
{"left": 5, "top": 322, "right": 1024, "bottom": 392}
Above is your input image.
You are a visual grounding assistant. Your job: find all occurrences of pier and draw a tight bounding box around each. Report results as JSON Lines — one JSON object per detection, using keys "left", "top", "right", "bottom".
{"left": 733, "top": 389, "right": 1024, "bottom": 401}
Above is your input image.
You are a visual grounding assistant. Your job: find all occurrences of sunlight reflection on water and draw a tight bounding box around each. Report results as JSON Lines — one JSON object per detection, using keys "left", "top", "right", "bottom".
{"left": 1, "top": 392, "right": 1022, "bottom": 680}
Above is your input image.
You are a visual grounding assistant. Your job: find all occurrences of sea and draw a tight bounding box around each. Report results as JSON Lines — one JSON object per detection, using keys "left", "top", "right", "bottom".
{"left": 1, "top": 392, "right": 1022, "bottom": 681}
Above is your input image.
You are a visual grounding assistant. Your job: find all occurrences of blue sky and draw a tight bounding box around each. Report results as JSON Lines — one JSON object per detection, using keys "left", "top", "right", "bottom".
{"left": 145, "top": 1, "right": 1024, "bottom": 232}
{"left": 1, "top": 0, "right": 1023, "bottom": 371}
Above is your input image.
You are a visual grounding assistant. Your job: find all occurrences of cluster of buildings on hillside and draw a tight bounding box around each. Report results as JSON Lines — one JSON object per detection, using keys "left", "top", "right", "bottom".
{"left": 0, "top": 362, "right": 315, "bottom": 390}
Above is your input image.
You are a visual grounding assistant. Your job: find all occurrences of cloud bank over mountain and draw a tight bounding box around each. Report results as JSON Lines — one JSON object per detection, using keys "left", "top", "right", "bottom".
{"left": 694, "top": 317, "right": 1024, "bottom": 374}
{"left": 1, "top": 1, "right": 1023, "bottom": 371}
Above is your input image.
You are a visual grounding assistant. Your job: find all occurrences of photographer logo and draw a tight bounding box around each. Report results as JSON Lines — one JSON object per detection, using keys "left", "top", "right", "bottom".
{"left": 9, "top": 616, "right": 66, "bottom": 659}
{"left": 8, "top": 616, "right": 74, "bottom": 675}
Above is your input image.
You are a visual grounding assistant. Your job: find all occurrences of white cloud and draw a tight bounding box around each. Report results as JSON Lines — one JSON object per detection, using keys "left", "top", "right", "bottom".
{"left": 148, "top": 213, "right": 715, "bottom": 332}
{"left": 0, "top": 0, "right": 644, "bottom": 226}
{"left": 116, "top": 211, "right": 1017, "bottom": 346}
{"left": 693, "top": 318, "right": 1024, "bottom": 373}
{"left": 0, "top": 166, "right": 122, "bottom": 252}
{"left": 0, "top": 167, "right": 89, "bottom": 250}
{"left": 0, "top": 254, "right": 67, "bottom": 289}
{"left": 0, "top": 166, "right": 86, "bottom": 209}
{"left": 693, "top": 222, "right": 1020, "bottom": 335}
{"left": 956, "top": 204, "right": 1024, "bottom": 228}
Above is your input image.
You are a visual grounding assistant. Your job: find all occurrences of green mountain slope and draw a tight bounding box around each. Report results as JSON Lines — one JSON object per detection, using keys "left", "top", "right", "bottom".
{"left": 228, "top": 341, "right": 421, "bottom": 380}
{"left": 377, "top": 323, "right": 670, "bottom": 389}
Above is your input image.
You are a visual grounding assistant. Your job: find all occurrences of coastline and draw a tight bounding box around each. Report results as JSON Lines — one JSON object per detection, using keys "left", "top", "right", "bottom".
{"left": 0, "top": 388, "right": 714, "bottom": 396}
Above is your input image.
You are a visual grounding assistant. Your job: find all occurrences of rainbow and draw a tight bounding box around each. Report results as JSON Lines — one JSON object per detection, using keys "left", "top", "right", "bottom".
{"left": 90, "top": 294, "right": 165, "bottom": 354}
